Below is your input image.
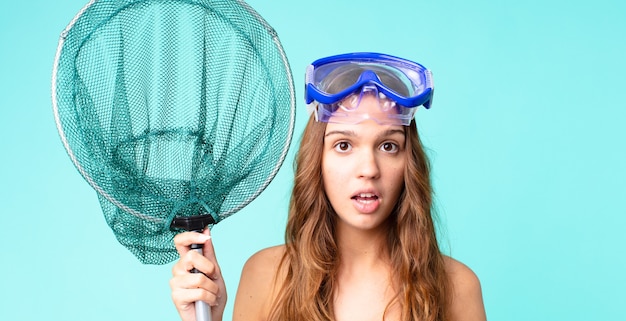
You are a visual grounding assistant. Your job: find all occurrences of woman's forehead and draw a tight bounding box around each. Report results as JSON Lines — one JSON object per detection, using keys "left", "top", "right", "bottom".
{"left": 324, "top": 121, "right": 405, "bottom": 138}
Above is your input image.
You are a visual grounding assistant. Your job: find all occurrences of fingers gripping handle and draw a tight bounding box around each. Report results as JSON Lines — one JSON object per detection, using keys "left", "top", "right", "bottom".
{"left": 171, "top": 215, "right": 217, "bottom": 321}
{"left": 191, "top": 243, "right": 211, "bottom": 321}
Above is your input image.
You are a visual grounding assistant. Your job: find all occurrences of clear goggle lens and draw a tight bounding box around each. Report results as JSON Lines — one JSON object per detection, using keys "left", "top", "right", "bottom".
{"left": 305, "top": 53, "right": 433, "bottom": 126}
{"left": 316, "top": 85, "right": 416, "bottom": 125}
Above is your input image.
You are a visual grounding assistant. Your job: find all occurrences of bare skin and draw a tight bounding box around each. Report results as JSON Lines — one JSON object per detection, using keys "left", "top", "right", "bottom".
{"left": 233, "top": 246, "right": 486, "bottom": 321}
{"left": 171, "top": 236, "right": 486, "bottom": 321}
{"left": 171, "top": 96, "right": 487, "bottom": 321}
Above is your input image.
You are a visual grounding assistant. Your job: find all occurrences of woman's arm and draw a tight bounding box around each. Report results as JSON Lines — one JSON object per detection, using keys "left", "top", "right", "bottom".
{"left": 445, "top": 256, "right": 487, "bottom": 321}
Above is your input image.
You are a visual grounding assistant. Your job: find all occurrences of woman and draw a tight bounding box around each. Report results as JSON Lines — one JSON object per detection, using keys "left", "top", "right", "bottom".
{"left": 170, "top": 53, "right": 486, "bottom": 321}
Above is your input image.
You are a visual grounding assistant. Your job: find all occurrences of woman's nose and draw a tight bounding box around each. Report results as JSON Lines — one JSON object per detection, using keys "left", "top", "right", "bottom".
{"left": 356, "top": 149, "right": 380, "bottom": 179}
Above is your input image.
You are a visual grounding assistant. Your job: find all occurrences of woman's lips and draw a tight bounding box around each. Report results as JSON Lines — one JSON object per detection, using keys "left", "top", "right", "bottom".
{"left": 351, "top": 192, "right": 380, "bottom": 213}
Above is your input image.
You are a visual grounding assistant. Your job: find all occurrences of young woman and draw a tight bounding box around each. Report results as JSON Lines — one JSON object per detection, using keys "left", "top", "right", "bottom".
{"left": 170, "top": 53, "right": 486, "bottom": 321}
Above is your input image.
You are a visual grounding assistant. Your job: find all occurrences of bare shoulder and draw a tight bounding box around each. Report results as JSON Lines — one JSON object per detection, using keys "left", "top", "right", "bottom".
{"left": 443, "top": 256, "right": 481, "bottom": 292}
{"left": 245, "top": 244, "right": 286, "bottom": 271}
{"left": 443, "top": 256, "right": 487, "bottom": 321}
{"left": 233, "top": 245, "right": 286, "bottom": 321}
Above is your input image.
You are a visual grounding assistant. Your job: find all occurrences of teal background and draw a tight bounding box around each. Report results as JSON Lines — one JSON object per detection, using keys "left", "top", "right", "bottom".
{"left": 1, "top": 0, "right": 625, "bottom": 320}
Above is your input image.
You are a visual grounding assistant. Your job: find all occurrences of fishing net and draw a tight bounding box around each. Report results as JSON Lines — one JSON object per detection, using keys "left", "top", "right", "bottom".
{"left": 52, "top": 0, "right": 295, "bottom": 265}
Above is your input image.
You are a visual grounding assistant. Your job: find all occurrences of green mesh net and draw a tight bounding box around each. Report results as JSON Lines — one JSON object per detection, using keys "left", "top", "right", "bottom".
{"left": 52, "top": 0, "right": 295, "bottom": 264}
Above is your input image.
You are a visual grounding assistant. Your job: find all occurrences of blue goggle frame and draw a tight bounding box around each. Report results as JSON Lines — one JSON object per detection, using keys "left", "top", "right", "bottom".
{"left": 305, "top": 52, "right": 434, "bottom": 109}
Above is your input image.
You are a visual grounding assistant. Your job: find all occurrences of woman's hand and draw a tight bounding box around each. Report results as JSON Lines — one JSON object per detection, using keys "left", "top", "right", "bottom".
{"left": 170, "top": 229, "right": 227, "bottom": 321}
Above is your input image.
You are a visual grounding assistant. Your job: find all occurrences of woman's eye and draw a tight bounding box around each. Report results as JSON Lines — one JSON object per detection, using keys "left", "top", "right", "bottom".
{"left": 334, "top": 141, "right": 352, "bottom": 152}
{"left": 380, "top": 142, "right": 399, "bottom": 153}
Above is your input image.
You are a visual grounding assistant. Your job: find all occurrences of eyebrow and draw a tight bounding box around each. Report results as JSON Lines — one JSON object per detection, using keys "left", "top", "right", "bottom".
{"left": 324, "top": 128, "right": 405, "bottom": 139}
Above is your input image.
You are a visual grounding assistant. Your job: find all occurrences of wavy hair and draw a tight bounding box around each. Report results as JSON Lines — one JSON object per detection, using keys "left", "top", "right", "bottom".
{"left": 267, "top": 116, "right": 449, "bottom": 321}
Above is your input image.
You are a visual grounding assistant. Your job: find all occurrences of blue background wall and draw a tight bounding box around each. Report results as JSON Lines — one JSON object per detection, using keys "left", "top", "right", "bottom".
{"left": 1, "top": 0, "right": 625, "bottom": 320}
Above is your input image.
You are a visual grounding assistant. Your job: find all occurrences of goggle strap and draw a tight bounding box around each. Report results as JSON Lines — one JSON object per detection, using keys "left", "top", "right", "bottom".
{"left": 305, "top": 64, "right": 314, "bottom": 86}
{"left": 306, "top": 102, "right": 319, "bottom": 122}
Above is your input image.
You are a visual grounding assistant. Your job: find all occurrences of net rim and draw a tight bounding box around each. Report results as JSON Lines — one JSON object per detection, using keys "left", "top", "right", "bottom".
{"left": 51, "top": 0, "right": 296, "bottom": 225}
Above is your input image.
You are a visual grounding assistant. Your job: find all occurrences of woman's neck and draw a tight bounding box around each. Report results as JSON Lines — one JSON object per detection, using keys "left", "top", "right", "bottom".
{"left": 332, "top": 223, "right": 400, "bottom": 321}
{"left": 335, "top": 223, "right": 391, "bottom": 270}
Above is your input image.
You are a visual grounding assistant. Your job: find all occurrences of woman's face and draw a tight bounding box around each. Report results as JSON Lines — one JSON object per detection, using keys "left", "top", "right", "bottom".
{"left": 321, "top": 95, "right": 406, "bottom": 233}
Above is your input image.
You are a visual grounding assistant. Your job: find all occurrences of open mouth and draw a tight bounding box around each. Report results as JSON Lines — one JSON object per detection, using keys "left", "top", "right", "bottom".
{"left": 350, "top": 192, "right": 381, "bottom": 213}
{"left": 351, "top": 193, "right": 379, "bottom": 202}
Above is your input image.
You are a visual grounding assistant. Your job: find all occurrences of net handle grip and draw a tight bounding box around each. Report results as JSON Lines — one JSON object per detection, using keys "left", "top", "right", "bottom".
{"left": 171, "top": 215, "right": 216, "bottom": 321}
{"left": 191, "top": 244, "right": 211, "bottom": 321}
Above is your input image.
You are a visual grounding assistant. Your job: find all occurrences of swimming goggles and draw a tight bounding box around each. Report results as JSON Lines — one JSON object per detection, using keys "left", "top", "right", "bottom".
{"left": 305, "top": 52, "right": 433, "bottom": 126}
